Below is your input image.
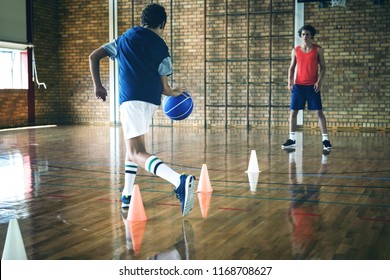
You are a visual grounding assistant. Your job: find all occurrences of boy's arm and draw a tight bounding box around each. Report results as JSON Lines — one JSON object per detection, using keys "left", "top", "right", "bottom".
{"left": 89, "top": 47, "right": 109, "bottom": 101}
{"left": 315, "top": 46, "right": 326, "bottom": 93}
{"left": 161, "top": 76, "right": 186, "bottom": 97}
{"left": 287, "top": 48, "right": 296, "bottom": 91}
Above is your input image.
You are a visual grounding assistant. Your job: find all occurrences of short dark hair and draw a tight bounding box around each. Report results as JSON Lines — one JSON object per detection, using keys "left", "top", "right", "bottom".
{"left": 298, "top": 25, "right": 317, "bottom": 39}
{"left": 140, "top": 3, "right": 167, "bottom": 29}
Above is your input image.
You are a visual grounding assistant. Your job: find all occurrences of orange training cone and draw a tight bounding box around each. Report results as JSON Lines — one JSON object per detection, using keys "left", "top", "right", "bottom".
{"left": 197, "top": 164, "right": 213, "bottom": 193}
{"left": 127, "top": 184, "right": 148, "bottom": 222}
{"left": 198, "top": 192, "right": 212, "bottom": 219}
{"left": 2, "top": 219, "right": 27, "bottom": 260}
{"left": 128, "top": 221, "right": 147, "bottom": 255}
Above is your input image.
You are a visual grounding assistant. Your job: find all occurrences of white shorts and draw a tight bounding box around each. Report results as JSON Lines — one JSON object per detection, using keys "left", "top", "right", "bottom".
{"left": 119, "top": 101, "right": 158, "bottom": 139}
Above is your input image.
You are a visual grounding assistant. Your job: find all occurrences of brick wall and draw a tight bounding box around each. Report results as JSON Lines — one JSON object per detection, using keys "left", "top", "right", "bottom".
{"left": 1, "top": 0, "right": 389, "bottom": 130}
{"left": 303, "top": 0, "right": 390, "bottom": 130}
{"left": 33, "top": 0, "right": 61, "bottom": 125}
{"left": 0, "top": 89, "right": 28, "bottom": 128}
{"left": 56, "top": 0, "right": 110, "bottom": 124}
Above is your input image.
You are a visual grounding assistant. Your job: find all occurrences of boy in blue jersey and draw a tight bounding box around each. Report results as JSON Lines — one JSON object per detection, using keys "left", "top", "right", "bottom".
{"left": 89, "top": 3, "right": 196, "bottom": 216}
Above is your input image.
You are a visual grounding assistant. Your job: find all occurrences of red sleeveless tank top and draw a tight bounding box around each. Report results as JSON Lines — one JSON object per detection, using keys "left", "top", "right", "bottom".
{"left": 295, "top": 45, "right": 318, "bottom": 85}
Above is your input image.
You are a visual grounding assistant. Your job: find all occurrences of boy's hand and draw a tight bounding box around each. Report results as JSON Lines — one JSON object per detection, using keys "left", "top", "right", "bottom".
{"left": 95, "top": 86, "right": 108, "bottom": 101}
{"left": 314, "top": 82, "right": 321, "bottom": 93}
{"left": 171, "top": 86, "right": 188, "bottom": 97}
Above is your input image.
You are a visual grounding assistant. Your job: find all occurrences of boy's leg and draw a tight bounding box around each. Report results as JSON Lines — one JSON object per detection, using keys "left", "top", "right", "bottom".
{"left": 315, "top": 110, "right": 332, "bottom": 150}
{"left": 126, "top": 135, "right": 196, "bottom": 216}
{"left": 289, "top": 110, "right": 299, "bottom": 139}
{"left": 308, "top": 88, "right": 332, "bottom": 151}
{"left": 125, "top": 135, "right": 180, "bottom": 185}
{"left": 315, "top": 110, "right": 327, "bottom": 135}
{"left": 282, "top": 110, "right": 299, "bottom": 149}
{"left": 121, "top": 152, "right": 138, "bottom": 208}
{"left": 282, "top": 85, "right": 304, "bottom": 149}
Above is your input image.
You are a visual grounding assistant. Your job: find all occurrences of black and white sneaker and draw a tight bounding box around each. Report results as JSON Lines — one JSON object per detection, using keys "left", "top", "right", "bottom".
{"left": 322, "top": 140, "right": 333, "bottom": 151}
{"left": 281, "top": 139, "right": 296, "bottom": 149}
{"left": 121, "top": 195, "right": 131, "bottom": 208}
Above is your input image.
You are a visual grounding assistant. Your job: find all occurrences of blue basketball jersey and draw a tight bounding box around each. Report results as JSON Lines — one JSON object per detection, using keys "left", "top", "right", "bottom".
{"left": 103, "top": 26, "right": 172, "bottom": 105}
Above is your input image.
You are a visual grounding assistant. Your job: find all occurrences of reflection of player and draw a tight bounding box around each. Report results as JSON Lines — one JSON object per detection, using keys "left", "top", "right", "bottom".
{"left": 287, "top": 151, "right": 328, "bottom": 259}
{"left": 148, "top": 220, "right": 194, "bottom": 260}
{"left": 122, "top": 213, "right": 195, "bottom": 259}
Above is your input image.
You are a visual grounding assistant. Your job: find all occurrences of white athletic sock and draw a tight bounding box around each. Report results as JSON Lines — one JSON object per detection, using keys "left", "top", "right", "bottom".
{"left": 122, "top": 161, "right": 137, "bottom": 196}
{"left": 322, "top": 154, "right": 328, "bottom": 165}
{"left": 289, "top": 132, "right": 296, "bottom": 141}
{"left": 322, "top": 134, "right": 329, "bottom": 141}
{"left": 145, "top": 156, "right": 181, "bottom": 188}
{"left": 289, "top": 151, "right": 295, "bottom": 163}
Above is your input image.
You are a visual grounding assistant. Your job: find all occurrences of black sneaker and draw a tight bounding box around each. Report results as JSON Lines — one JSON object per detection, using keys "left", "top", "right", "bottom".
{"left": 281, "top": 139, "right": 296, "bottom": 149}
{"left": 283, "top": 148, "right": 296, "bottom": 154}
{"left": 323, "top": 140, "right": 332, "bottom": 151}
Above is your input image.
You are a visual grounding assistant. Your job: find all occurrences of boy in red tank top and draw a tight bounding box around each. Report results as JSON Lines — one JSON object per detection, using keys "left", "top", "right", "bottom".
{"left": 282, "top": 25, "right": 332, "bottom": 152}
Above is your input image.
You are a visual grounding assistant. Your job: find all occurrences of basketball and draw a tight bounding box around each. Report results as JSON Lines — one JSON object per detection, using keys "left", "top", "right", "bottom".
{"left": 162, "top": 92, "right": 194, "bottom": 120}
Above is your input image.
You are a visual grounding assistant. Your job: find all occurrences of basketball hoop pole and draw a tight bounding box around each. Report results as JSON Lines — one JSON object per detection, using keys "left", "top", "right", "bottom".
{"left": 295, "top": 1, "right": 304, "bottom": 126}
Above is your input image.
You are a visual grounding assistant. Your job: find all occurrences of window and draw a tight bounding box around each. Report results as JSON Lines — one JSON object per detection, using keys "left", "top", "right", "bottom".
{"left": 0, "top": 49, "right": 28, "bottom": 89}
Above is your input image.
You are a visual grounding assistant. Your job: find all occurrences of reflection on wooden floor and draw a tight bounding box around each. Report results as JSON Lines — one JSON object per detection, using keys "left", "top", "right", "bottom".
{"left": 0, "top": 125, "right": 389, "bottom": 260}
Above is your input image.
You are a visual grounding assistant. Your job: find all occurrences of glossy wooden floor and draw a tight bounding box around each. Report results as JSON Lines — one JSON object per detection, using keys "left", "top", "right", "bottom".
{"left": 0, "top": 125, "right": 389, "bottom": 260}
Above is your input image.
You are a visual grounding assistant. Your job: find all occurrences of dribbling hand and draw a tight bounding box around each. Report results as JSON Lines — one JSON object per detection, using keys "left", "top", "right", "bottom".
{"left": 172, "top": 86, "right": 188, "bottom": 97}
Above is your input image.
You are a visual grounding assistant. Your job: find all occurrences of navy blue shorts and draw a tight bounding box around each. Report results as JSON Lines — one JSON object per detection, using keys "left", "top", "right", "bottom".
{"left": 290, "top": 84, "right": 323, "bottom": 110}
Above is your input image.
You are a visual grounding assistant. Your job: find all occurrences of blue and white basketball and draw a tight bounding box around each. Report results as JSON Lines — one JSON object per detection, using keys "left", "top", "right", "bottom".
{"left": 162, "top": 92, "right": 194, "bottom": 121}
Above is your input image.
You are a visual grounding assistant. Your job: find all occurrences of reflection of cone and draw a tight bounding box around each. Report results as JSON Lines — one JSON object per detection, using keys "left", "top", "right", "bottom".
{"left": 127, "top": 184, "right": 147, "bottom": 222}
{"left": 128, "top": 221, "right": 146, "bottom": 255}
{"left": 247, "top": 172, "right": 260, "bottom": 193}
{"left": 197, "top": 192, "right": 212, "bottom": 219}
{"left": 197, "top": 164, "right": 213, "bottom": 193}
{"left": 2, "top": 219, "right": 27, "bottom": 260}
{"left": 246, "top": 150, "right": 260, "bottom": 173}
